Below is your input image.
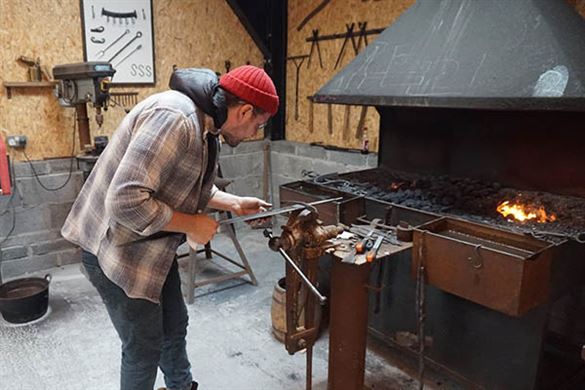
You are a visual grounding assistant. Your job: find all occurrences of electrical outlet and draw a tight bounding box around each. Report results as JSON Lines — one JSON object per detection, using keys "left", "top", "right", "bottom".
{"left": 6, "top": 135, "right": 27, "bottom": 149}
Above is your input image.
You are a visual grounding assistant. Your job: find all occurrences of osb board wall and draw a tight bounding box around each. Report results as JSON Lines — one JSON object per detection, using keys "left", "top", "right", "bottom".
{"left": 286, "top": 0, "right": 585, "bottom": 153}
{"left": 0, "top": 0, "right": 263, "bottom": 161}
{"left": 286, "top": 0, "right": 416, "bottom": 152}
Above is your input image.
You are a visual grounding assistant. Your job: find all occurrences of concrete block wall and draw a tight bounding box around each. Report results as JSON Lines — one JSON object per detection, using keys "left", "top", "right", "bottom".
{"left": 0, "top": 141, "right": 376, "bottom": 277}
{"left": 0, "top": 158, "right": 84, "bottom": 281}
{"left": 219, "top": 140, "right": 266, "bottom": 199}
{"left": 269, "top": 141, "right": 378, "bottom": 206}
{"left": 219, "top": 140, "right": 378, "bottom": 206}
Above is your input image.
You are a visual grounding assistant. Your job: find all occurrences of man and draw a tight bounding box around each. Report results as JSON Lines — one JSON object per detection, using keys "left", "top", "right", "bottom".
{"left": 61, "top": 65, "right": 279, "bottom": 390}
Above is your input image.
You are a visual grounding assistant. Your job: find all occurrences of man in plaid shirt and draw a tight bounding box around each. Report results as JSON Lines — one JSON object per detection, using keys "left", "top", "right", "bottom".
{"left": 62, "top": 65, "right": 279, "bottom": 390}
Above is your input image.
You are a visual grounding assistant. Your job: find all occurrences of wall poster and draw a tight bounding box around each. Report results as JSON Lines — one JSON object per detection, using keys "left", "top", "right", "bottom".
{"left": 81, "top": 0, "right": 155, "bottom": 85}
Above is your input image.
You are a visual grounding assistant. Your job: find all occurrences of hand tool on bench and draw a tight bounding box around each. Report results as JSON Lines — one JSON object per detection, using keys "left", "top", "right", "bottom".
{"left": 355, "top": 218, "right": 381, "bottom": 253}
{"left": 349, "top": 224, "right": 401, "bottom": 246}
{"left": 342, "top": 218, "right": 380, "bottom": 263}
{"left": 366, "top": 235, "right": 384, "bottom": 262}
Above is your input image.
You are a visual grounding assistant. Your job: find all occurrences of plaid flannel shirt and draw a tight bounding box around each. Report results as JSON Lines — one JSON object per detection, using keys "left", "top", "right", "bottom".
{"left": 62, "top": 90, "right": 218, "bottom": 303}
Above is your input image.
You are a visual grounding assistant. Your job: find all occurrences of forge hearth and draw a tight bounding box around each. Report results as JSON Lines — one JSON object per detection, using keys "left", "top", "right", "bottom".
{"left": 304, "top": 167, "right": 585, "bottom": 243}
{"left": 286, "top": 0, "right": 585, "bottom": 387}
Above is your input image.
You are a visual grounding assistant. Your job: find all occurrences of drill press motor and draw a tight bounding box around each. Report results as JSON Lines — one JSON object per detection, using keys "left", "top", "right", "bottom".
{"left": 53, "top": 62, "right": 115, "bottom": 150}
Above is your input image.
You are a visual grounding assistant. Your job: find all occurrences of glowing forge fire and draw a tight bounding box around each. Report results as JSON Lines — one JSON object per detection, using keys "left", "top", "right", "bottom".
{"left": 496, "top": 200, "right": 557, "bottom": 223}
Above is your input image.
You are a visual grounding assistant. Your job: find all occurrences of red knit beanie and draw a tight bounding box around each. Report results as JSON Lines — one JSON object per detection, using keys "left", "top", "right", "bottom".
{"left": 219, "top": 65, "right": 279, "bottom": 115}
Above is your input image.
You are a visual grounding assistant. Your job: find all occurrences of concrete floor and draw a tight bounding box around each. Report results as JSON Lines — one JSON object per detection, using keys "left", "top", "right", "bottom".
{"left": 0, "top": 228, "right": 421, "bottom": 390}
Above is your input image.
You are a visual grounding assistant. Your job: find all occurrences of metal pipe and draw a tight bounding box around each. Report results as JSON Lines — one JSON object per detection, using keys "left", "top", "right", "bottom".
{"left": 307, "top": 346, "right": 313, "bottom": 390}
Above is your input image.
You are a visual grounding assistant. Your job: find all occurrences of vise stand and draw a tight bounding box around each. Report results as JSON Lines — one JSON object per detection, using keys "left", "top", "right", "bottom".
{"left": 266, "top": 205, "right": 383, "bottom": 390}
{"left": 265, "top": 205, "right": 343, "bottom": 390}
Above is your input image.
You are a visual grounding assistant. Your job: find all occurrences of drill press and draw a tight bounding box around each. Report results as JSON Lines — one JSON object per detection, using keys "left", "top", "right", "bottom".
{"left": 53, "top": 62, "right": 115, "bottom": 152}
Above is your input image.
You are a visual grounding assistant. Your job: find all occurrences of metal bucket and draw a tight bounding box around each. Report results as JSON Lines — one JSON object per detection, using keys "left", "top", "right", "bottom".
{"left": 0, "top": 274, "right": 51, "bottom": 323}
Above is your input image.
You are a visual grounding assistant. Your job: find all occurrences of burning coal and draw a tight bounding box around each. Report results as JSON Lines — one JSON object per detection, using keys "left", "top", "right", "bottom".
{"left": 496, "top": 200, "right": 557, "bottom": 223}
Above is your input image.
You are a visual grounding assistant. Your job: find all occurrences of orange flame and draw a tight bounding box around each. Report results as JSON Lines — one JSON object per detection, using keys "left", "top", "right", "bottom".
{"left": 496, "top": 200, "right": 557, "bottom": 223}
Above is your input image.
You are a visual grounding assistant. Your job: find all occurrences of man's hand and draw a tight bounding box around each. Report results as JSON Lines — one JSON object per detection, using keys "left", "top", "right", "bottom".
{"left": 232, "top": 196, "right": 272, "bottom": 216}
{"left": 233, "top": 196, "right": 272, "bottom": 227}
{"left": 207, "top": 191, "right": 272, "bottom": 227}
{"left": 185, "top": 214, "right": 219, "bottom": 245}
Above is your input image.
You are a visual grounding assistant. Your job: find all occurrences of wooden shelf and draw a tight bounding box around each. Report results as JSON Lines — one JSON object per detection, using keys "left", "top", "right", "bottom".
{"left": 3, "top": 81, "right": 57, "bottom": 99}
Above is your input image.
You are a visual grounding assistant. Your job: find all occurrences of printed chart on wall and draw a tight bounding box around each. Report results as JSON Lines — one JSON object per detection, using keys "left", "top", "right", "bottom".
{"left": 81, "top": 0, "right": 155, "bottom": 85}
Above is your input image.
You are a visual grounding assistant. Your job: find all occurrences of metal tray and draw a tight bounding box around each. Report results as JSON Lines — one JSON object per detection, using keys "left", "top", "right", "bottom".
{"left": 412, "top": 217, "right": 555, "bottom": 317}
{"left": 279, "top": 181, "right": 364, "bottom": 225}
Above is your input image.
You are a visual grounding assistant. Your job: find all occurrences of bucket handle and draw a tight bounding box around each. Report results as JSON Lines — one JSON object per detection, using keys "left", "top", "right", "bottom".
{"left": 467, "top": 245, "right": 483, "bottom": 269}
{"left": 44, "top": 274, "right": 52, "bottom": 283}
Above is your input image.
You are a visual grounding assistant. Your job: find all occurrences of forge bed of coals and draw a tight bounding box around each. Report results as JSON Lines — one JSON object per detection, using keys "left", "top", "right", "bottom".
{"left": 303, "top": 169, "right": 585, "bottom": 242}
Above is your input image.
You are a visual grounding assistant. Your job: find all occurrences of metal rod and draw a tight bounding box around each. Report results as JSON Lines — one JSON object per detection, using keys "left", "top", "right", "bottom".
{"left": 307, "top": 346, "right": 313, "bottom": 390}
{"left": 219, "top": 196, "right": 343, "bottom": 226}
{"left": 277, "top": 246, "right": 326, "bottom": 304}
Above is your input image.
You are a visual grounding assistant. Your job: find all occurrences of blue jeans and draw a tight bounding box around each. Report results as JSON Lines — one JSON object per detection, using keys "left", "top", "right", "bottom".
{"left": 82, "top": 250, "right": 193, "bottom": 390}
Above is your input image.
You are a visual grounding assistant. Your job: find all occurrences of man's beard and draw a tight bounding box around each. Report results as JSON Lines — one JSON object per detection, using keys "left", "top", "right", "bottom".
{"left": 222, "top": 133, "right": 240, "bottom": 147}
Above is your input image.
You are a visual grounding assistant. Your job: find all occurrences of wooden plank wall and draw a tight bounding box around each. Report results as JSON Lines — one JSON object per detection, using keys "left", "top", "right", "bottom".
{"left": 286, "top": 0, "right": 585, "bottom": 153}
{"left": 0, "top": 0, "right": 263, "bottom": 161}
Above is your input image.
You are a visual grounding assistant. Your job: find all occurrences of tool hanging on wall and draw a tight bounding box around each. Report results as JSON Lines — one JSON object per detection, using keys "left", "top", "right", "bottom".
{"left": 355, "top": 21, "right": 369, "bottom": 51}
{"left": 110, "top": 91, "right": 139, "bottom": 113}
{"left": 307, "top": 96, "right": 314, "bottom": 133}
{"left": 307, "top": 29, "right": 324, "bottom": 69}
{"left": 334, "top": 23, "right": 356, "bottom": 69}
{"left": 297, "top": 0, "right": 331, "bottom": 31}
{"left": 342, "top": 105, "right": 351, "bottom": 141}
{"left": 304, "top": 22, "right": 384, "bottom": 48}
{"left": 355, "top": 105, "right": 368, "bottom": 140}
{"left": 287, "top": 55, "right": 309, "bottom": 121}
{"left": 353, "top": 22, "right": 372, "bottom": 141}
{"left": 327, "top": 103, "right": 333, "bottom": 135}
{"left": 16, "top": 56, "right": 50, "bottom": 82}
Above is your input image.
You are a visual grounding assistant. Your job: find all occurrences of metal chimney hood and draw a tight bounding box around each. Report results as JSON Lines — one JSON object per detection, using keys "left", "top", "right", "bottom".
{"left": 314, "top": 0, "right": 585, "bottom": 111}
